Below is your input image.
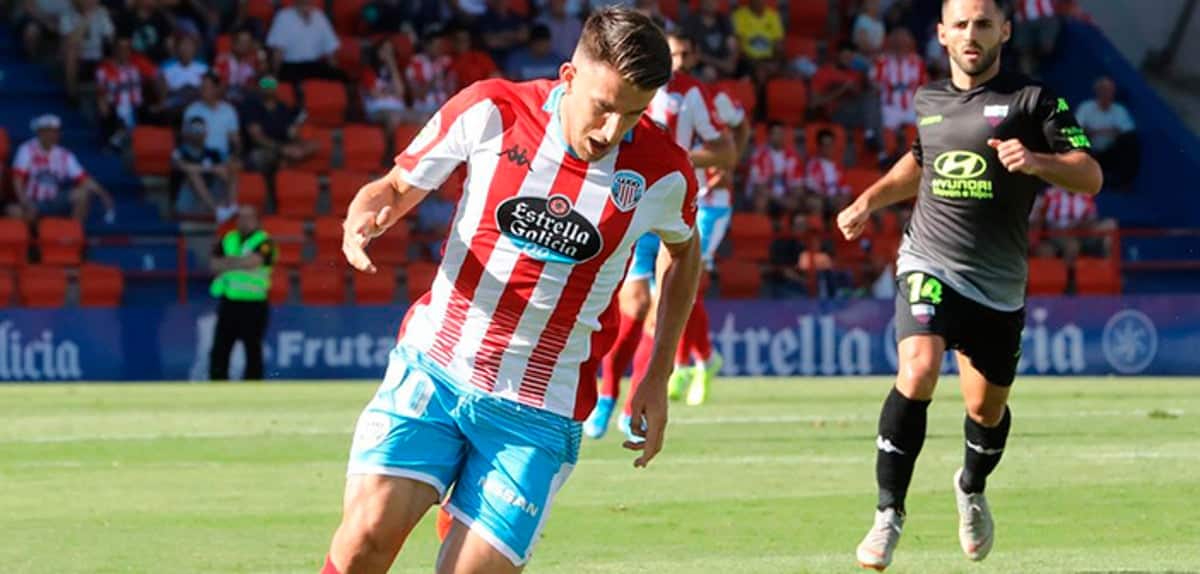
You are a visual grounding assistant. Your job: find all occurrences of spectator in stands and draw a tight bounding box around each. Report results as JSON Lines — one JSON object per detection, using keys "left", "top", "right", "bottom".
{"left": 96, "top": 34, "right": 156, "bottom": 149}
{"left": 1076, "top": 76, "right": 1139, "bottom": 188}
{"left": 7, "top": 114, "right": 114, "bottom": 223}
{"left": 171, "top": 116, "right": 237, "bottom": 219}
{"left": 214, "top": 26, "right": 264, "bottom": 104}
{"left": 852, "top": 0, "right": 886, "bottom": 56}
{"left": 732, "top": 0, "right": 784, "bottom": 82}
{"left": 265, "top": 0, "right": 340, "bottom": 82}
{"left": 361, "top": 39, "right": 411, "bottom": 133}
{"left": 811, "top": 43, "right": 872, "bottom": 135}
{"left": 633, "top": 0, "right": 674, "bottom": 30}
{"left": 505, "top": 24, "right": 563, "bottom": 81}
{"left": 1012, "top": 0, "right": 1059, "bottom": 76}
{"left": 537, "top": 0, "right": 583, "bottom": 65}
{"left": 448, "top": 23, "right": 500, "bottom": 92}
{"left": 683, "top": 0, "right": 739, "bottom": 81}
{"left": 476, "top": 0, "right": 530, "bottom": 66}
{"left": 407, "top": 27, "right": 454, "bottom": 120}
{"left": 805, "top": 128, "right": 851, "bottom": 215}
{"left": 1032, "top": 185, "right": 1117, "bottom": 262}
{"left": 872, "top": 28, "right": 924, "bottom": 159}
{"left": 923, "top": 20, "right": 951, "bottom": 81}
{"left": 184, "top": 73, "right": 241, "bottom": 162}
{"left": 116, "top": 0, "right": 174, "bottom": 63}
{"left": 241, "top": 76, "right": 319, "bottom": 172}
{"left": 159, "top": 32, "right": 208, "bottom": 113}
{"left": 162, "top": 0, "right": 216, "bottom": 44}
{"left": 60, "top": 0, "right": 115, "bottom": 99}
{"left": 14, "top": 0, "right": 74, "bottom": 59}
{"left": 748, "top": 122, "right": 804, "bottom": 217}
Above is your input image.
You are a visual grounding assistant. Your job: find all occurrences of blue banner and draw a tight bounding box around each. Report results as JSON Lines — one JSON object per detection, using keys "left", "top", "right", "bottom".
{"left": 1, "top": 296, "right": 1196, "bottom": 381}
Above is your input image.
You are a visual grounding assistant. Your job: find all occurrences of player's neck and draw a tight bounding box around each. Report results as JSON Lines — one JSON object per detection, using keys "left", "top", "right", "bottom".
{"left": 950, "top": 62, "right": 1001, "bottom": 91}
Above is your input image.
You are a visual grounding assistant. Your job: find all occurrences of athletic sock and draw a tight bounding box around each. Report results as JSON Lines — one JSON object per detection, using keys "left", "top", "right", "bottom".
{"left": 436, "top": 506, "right": 454, "bottom": 542}
{"left": 875, "top": 387, "right": 932, "bottom": 513}
{"left": 321, "top": 555, "right": 340, "bottom": 574}
{"left": 601, "top": 313, "right": 643, "bottom": 400}
{"left": 685, "top": 298, "right": 713, "bottom": 363}
{"left": 960, "top": 406, "right": 1012, "bottom": 494}
{"left": 622, "top": 331, "right": 656, "bottom": 416}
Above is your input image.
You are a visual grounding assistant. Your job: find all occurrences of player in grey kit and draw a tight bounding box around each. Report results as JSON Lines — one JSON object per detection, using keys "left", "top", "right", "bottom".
{"left": 836, "top": 0, "right": 1102, "bottom": 569}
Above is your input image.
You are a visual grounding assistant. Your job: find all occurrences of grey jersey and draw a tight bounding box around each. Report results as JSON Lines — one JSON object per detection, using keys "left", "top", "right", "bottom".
{"left": 897, "top": 70, "right": 1091, "bottom": 311}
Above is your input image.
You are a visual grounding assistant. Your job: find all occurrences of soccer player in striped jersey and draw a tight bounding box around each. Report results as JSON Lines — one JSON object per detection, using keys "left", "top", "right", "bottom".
{"left": 320, "top": 9, "right": 702, "bottom": 574}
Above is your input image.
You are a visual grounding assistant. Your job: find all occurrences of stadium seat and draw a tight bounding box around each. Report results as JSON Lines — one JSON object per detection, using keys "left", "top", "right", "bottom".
{"left": 332, "top": 0, "right": 369, "bottom": 35}
{"left": 1074, "top": 256, "right": 1122, "bottom": 295}
{"left": 406, "top": 260, "right": 439, "bottom": 302}
{"left": 293, "top": 125, "right": 333, "bottom": 173}
{"left": 0, "top": 271, "right": 12, "bottom": 306}
{"left": 299, "top": 262, "right": 346, "bottom": 305}
{"left": 274, "top": 169, "right": 320, "bottom": 219}
{"left": 301, "top": 80, "right": 348, "bottom": 128}
{"left": 389, "top": 33, "right": 414, "bottom": 68}
{"left": 510, "top": 0, "right": 531, "bottom": 17}
{"left": 37, "top": 217, "right": 84, "bottom": 266}
{"left": 1027, "top": 256, "right": 1068, "bottom": 296}
{"left": 689, "top": 0, "right": 732, "bottom": 14}
{"left": 717, "top": 260, "right": 762, "bottom": 299}
{"left": 372, "top": 220, "right": 409, "bottom": 266}
{"left": 393, "top": 122, "right": 423, "bottom": 155}
{"left": 342, "top": 124, "right": 386, "bottom": 173}
{"left": 0, "top": 126, "right": 10, "bottom": 162}
{"left": 766, "top": 78, "right": 807, "bottom": 125}
{"left": 214, "top": 34, "right": 232, "bottom": 56}
{"left": 789, "top": 0, "right": 829, "bottom": 38}
{"left": 0, "top": 219, "right": 29, "bottom": 267}
{"left": 713, "top": 78, "right": 756, "bottom": 117}
{"left": 78, "top": 263, "right": 124, "bottom": 307}
{"left": 243, "top": 0, "right": 274, "bottom": 24}
{"left": 804, "top": 122, "right": 847, "bottom": 163}
{"left": 336, "top": 37, "right": 364, "bottom": 80}
{"left": 313, "top": 216, "right": 343, "bottom": 263}
{"left": 18, "top": 265, "right": 67, "bottom": 308}
{"left": 876, "top": 209, "right": 901, "bottom": 236}
{"left": 728, "top": 213, "right": 774, "bottom": 261}
{"left": 236, "top": 172, "right": 268, "bottom": 212}
{"left": 330, "top": 170, "right": 372, "bottom": 215}
{"left": 844, "top": 167, "right": 882, "bottom": 196}
{"left": 269, "top": 267, "right": 292, "bottom": 304}
{"left": 131, "top": 126, "right": 174, "bottom": 176}
{"left": 353, "top": 266, "right": 396, "bottom": 304}
{"left": 276, "top": 82, "right": 297, "bottom": 108}
{"left": 783, "top": 35, "right": 818, "bottom": 61}
{"left": 660, "top": 0, "right": 680, "bottom": 21}
{"left": 261, "top": 216, "right": 305, "bottom": 267}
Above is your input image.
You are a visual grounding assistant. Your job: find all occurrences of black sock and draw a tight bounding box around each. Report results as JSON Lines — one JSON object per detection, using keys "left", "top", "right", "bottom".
{"left": 960, "top": 407, "right": 1012, "bottom": 494}
{"left": 875, "top": 387, "right": 931, "bottom": 513}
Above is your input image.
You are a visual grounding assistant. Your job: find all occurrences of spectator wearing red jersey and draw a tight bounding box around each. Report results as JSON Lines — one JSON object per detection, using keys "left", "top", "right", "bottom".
{"left": 96, "top": 34, "right": 157, "bottom": 148}
{"left": 7, "top": 114, "right": 114, "bottom": 223}
{"left": 361, "top": 39, "right": 411, "bottom": 133}
{"left": 805, "top": 128, "right": 851, "bottom": 215}
{"left": 406, "top": 27, "right": 454, "bottom": 120}
{"left": 871, "top": 28, "right": 925, "bottom": 140}
{"left": 811, "top": 43, "right": 877, "bottom": 140}
{"left": 214, "top": 27, "right": 264, "bottom": 104}
{"left": 447, "top": 23, "right": 500, "bottom": 93}
{"left": 1031, "top": 185, "right": 1116, "bottom": 262}
{"left": 748, "top": 122, "right": 805, "bottom": 216}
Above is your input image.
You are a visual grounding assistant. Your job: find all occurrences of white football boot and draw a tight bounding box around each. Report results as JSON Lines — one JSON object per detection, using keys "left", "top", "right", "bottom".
{"left": 855, "top": 507, "right": 904, "bottom": 570}
{"left": 953, "top": 468, "right": 995, "bottom": 561}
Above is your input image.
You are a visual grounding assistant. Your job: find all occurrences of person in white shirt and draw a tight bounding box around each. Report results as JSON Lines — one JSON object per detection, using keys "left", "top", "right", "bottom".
{"left": 60, "top": 0, "right": 114, "bottom": 98}
{"left": 7, "top": 114, "right": 114, "bottom": 223}
{"left": 265, "top": 0, "right": 341, "bottom": 82}
{"left": 1075, "top": 76, "right": 1139, "bottom": 188}
{"left": 183, "top": 73, "right": 242, "bottom": 162}
{"left": 853, "top": 0, "right": 886, "bottom": 55}
{"left": 159, "top": 33, "right": 208, "bottom": 111}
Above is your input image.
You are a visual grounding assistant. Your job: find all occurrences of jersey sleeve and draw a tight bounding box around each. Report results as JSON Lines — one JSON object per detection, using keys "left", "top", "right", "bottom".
{"left": 394, "top": 82, "right": 494, "bottom": 191}
{"left": 686, "top": 86, "right": 724, "bottom": 143}
{"left": 652, "top": 168, "right": 699, "bottom": 245}
{"left": 11, "top": 144, "right": 31, "bottom": 176}
{"left": 1035, "top": 87, "right": 1092, "bottom": 154}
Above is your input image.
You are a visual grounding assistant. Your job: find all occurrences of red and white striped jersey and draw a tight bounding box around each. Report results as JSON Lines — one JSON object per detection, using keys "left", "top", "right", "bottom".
{"left": 702, "top": 89, "right": 747, "bottom": 208}
{"left": 1015, "top": 0, "right": 1055, "bottom": 21}
{"left": 872, "top": 53, "right": 925, "bottom": 113}
{"left": 1039, "top": 186, "right": 1095, "bottom": 229}
{"left": 647, "top": 71, "right": 723, "bottom": 196}
{"left": 11, "top": 139, "right": 87, "bottom": 202}
{"left": 805, "top": 157, "right": 848, "bottom": 197}
{"left": 406, "top": 53, "right": 454, "bottom": 110}
{"left": 394, "top": 79, "right": 698, "bottom": 420}
{"left": 748, "top": 144, "right": 803, "bottom": 197}
{"left": 215, "top": 52, "right": 259, "bottom": 90}
{"left": 95, "top": 57, "right": 153, "bottom": 119}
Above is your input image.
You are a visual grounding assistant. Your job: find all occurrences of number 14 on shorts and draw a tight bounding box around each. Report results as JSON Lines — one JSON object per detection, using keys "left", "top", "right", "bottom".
{"left": 906, "top": 272, "right": 944, "bottom": 305}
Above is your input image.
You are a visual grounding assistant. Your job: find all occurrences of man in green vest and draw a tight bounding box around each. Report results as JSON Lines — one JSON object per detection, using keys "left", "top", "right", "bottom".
{"left": 209, "top": 205, "right": 276, "bottom": 380}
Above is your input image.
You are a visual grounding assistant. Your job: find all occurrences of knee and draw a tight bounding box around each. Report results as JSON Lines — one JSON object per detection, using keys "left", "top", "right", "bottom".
{"left": 335, "top": 511, "right": 396, "bottom": 566}
{"left": 965, "top": 399, "right": 1007, "bottom": 427}
{"left": 896, "top": 349, "right": 940, "bottom": 399}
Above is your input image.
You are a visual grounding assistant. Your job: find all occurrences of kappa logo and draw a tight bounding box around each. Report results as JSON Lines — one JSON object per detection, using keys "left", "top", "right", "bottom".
{"left": 983, "top": 104, "right": 1009, "bottom": 127}
{"left": 876, "top": 436, "right": 907, "bottom": 455}
{"left": 933, "top": 150, "right": 988, "bottom": 179}
{"left": 610, "top": 169, "right": 646, "bottom": 212}
{"left": 498, "top": 144, "right": 534, "bottom": 171}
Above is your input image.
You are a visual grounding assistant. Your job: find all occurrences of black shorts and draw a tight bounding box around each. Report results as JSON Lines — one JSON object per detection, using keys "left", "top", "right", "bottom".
{"left": 893, "top": 271, "right": 1025, "bottom": 386}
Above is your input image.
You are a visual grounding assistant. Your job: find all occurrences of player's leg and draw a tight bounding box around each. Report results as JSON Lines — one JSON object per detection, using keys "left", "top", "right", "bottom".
{"left": 683, "top": 204, "right": 730, "bottom": 405}
{"left": 326, "top": 475, "right": 441, "bottom": 573}
{"left": 950, "top": 305, "right": 1024, "bottom": 562}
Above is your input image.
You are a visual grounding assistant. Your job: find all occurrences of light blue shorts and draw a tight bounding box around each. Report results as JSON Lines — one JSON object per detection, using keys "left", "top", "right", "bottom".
{"left": 347, "top": 345, "right": 581, "bottom": 566}
{"left": 697, "top": 205, "right": 732, "bottom": 267}
{"left": 628, "top": 232, "right": 660, "bottom": 282}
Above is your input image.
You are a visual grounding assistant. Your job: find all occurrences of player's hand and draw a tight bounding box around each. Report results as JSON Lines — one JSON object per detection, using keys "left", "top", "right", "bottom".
{"left": 623, "top": 371, "right": 669, "bottom": 468}
{"left": 836, "top": 199, "right": 871, "bottom": 241}
{"left": 988, "top": 138, "right": 1043, "bottom": 175}
{"left": 342, "top": 205, "right": 395, "bottom": 273}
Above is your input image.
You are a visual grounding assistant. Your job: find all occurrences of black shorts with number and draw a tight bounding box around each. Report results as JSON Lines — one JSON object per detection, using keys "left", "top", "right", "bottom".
{"left": 893, "top": 272, "right": 1025, "bottom": 386}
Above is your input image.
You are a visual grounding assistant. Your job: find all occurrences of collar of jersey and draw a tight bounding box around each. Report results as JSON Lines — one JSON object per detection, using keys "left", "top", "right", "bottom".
{"left": 543, "top": 82, "right": 633, "bottom": 160}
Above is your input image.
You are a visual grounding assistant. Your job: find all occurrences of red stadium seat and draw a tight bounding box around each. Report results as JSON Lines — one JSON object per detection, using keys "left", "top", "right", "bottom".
{"left": 301, "top": 80, "right": 348, "bottom": 128}
{"left": 269, "top": 267, "right": 292, "bottom": 304}
{"left": 18, "top": 265, "right": 67, "bottom": 308}
{"left": 393, "top": 122, "right": 423, "bottom": 155}
{"left": 336, "top": 36, "right": 364, "bottom": 80}
{"left": 261, "top": 216, "right": 305, "bottom": 267}
{"left": 313, "top": 216, "right": 343, "bottom": 263}
{"left": 728, "top": 213, "right": 774, "bottom": 262}
{"left": 371, "top": 220, "right": 409, "bottom": 266}
{"left": 294, "top": 125, "right": 333, "bottom": 173}
{"left": 276, "top": 82, "right": 297, "bottom": 108}
{"left": 689, "top": 0, "right": 732, "bottom": 14}
{"left": 78, "top": 263, "right": 124, "bottom": 307}
{"left": 660, "top": 0, "right": 680, "bottom": 21}
{"left": 405, "top": 260, "right": 439, "bottom": 302}
{"left": 713, "top": 78, "right": 756, "bottom": 118}
{"left": 243, "top": 0, "right": 274, "bottom": 23}
{"left": 1074, "top": 256, "right": 1121, "bottom": 295}
{"left": 236, "top": 172, "right": 268, "bottom": 212}
{"left": 389, "top": 33, "right": 414, "bottom": 68}
{"left": 0, "top": 126, "right": 11, "bottom": 162}
{"left": 131, "top": 126, "right": 174, "bottom": 176}
{"left": 0, "top": 271, "right": 12, "bottom": 306}
{"left": 214, "top": 34, "right": 232, "bottom": 56}
{"left": 274, "top": 169, "right": 320, "bottom": 219}
{"left": 783, "top": 35, "right": 818, "bottom": 61}
{"left": 332, "top": 0, "right": 369, "bottom": 35}
{"left": 717, "top": 260, "right": 762, "bottom": 298}
{"left": 789, "top": 0, "right": 829, "bottom": 38}
{"left": 766, "top": 78, "right": 808, "bottom": 125}
{"left": 1027, "top": 256, "right": 1068, "bottom": 296}
{"left": 844, "top": 167, "right": 882, "bottom": 196}
{"left": 300, "top": 263, "right": 346, "bottom": 305}
{"left": 342, "top": 124, "right": 386, "bottom": 173}
{"left": 353, "top": 267, "right": 396, "bottom": 304}
{"left": 0, "top": 218, "right": 29, "bottom": 267}
{"left": 37, "top": 217, "right": 84, "bottom": 266}
{"left": 330, "top": 170, "right": 373, "bottom": 215}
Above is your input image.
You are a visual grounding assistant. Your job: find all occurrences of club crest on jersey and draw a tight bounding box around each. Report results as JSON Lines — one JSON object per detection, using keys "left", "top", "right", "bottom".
{"left": 983, "top": 105, "right": 1009, "bottom": 127}
{"left": 496, "top": 195, "right": 603, "bottom": 264}
{"left": 610, "top": 170, "right": 646, "bottom": 212}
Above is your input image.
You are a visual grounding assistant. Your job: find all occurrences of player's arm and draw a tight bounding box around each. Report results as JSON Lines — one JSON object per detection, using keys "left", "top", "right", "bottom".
{"left": 987, "top": 141, "right": 1102, "bottom": 196}
{"left": 690, "top": 132, "right": 735, "bottom": 169}
{"left": 836, "top": 151, "right": 921, "bottom": 240}
{"left": 342, "top": 165, "right": 432, "bottom": 273}
{"left": 687, "top": 88, "right": 737, "bottom": 169}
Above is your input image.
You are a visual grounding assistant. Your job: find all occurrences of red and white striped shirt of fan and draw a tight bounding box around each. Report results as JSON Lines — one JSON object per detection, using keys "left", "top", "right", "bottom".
{"left": 1039, "top": 186, "right": 1096, "bottom": 229}
{"left": 393, "top": 79, "right": 698, "bottom": 421}
{"left": 805, "top": 157, "right": 849, "bottom": 198}
{"left": 748, "top": 145, "right": 804, "bottom": 198}
{"left": 95, "top": 55, "right": 156, "bottom": 124}
{"left": 872, "top": 53, "right": 925, "bottom": 130}
{"left": 11, "top": 139, "right": 88, "bottom": 202}
{"left": 215, "top": 52, "right": 260, "bottom": 90}
{"left": 1015, "top": 0, "right": 1055, "bottom": 21}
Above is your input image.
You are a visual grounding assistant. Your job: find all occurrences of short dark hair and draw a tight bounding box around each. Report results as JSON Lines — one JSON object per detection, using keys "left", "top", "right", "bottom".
{"left": 942, "top": 0, "right": 1010, "bottom": 20}
{"left": 576, "top": 7, "right": 671, "bottom": 90}
{"left": 818, "top": 128, "right": 835, "bottom": 143}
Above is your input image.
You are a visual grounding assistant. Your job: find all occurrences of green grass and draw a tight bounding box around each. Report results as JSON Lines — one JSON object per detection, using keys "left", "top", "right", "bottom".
{"left": 2, "top": 378, "right": 1198, "bottom": 573}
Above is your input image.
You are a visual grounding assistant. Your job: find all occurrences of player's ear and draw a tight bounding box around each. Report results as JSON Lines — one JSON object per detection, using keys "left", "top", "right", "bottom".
{"left": 559, "top": 61, "right": 576, "bottom": 92}
{"left": 1000, "top": 19, "right": 1011, "bottom": 44}
{"left": 936, "top": 22, "right": 947, "bottom": 47}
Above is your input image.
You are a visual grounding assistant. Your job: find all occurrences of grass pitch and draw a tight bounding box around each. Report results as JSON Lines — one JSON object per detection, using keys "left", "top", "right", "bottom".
{"left": 1, "top": 377, "right": 1197, "bottom": 573}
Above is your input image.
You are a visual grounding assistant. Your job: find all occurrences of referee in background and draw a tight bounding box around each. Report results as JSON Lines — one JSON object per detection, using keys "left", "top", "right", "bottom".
{"left": 209, "top": 205, "right": 276, "bottom": 381}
